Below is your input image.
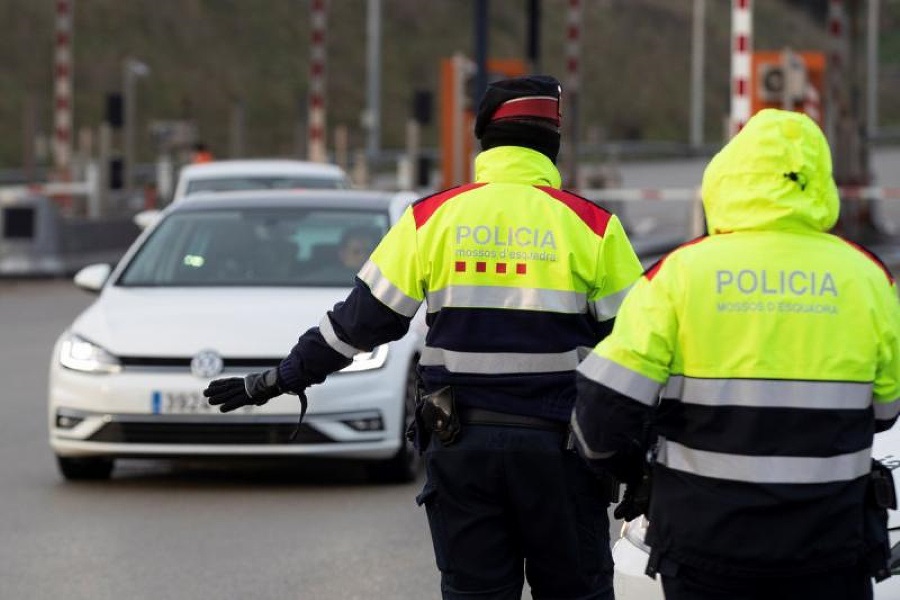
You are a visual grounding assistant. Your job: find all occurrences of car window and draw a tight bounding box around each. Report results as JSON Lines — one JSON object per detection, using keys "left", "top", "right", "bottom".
{"left": 117, "top": 208, "right": 388, "bottom": 287}
{"left": 185, "top": 176, "right": 348, "bottom": 195}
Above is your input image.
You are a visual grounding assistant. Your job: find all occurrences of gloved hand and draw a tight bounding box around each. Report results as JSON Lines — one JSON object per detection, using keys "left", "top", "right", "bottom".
{"left": 204, "top": 368, "right": 283, "bottom": 413}
{"left": 613, "top": 471, "right": 652, "bottom": 522}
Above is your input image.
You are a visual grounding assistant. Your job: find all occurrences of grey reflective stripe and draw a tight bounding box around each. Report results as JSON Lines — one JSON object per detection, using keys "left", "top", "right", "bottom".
{"left": 319, "top": 315, "right": 363, "bottom": 358}
{"left": 570, "top": 412, "right": 616, "bottom": 459}
{"left": 661, "top": 376, "right": 873, "bottom": 410}
{"left": 358, "top": 260, "right": 422, "bottom": 318}
{"left": 658, "top": 439, "right": 871, "bottom": 484}
{"left": 426, "top": 285, "right": 587, "bottom": 314}
{"left": 589, "top": 284, "right": 632, "bottom": 322}
{"left": 875, "top": 397, "right": 900, "bottom": 421}
{"left": 576, "top": 353, "right": 661, "bottom": 406}
{"left": 419, "top": 347, "right": 580, "bottom": 374}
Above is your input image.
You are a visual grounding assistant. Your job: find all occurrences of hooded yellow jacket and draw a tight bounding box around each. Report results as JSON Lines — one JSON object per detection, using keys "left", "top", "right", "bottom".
{"left": 572, "top": 109, "right": 900, "bottom": 576}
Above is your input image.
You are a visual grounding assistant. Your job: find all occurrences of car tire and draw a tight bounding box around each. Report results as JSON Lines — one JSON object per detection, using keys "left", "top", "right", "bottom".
{"left": 56, "top": 456, "right": 114, "bottom": 481}
{"left": 366, "top": 361, "right": 422, "bottom": 484}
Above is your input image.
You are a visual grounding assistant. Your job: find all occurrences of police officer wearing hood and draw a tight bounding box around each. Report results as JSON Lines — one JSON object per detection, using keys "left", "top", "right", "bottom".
{"left": 204, "top": 75, "right": 643, "bottom": 599}
{"left": 572, "top": 108, "right": 900, "bottom": 599}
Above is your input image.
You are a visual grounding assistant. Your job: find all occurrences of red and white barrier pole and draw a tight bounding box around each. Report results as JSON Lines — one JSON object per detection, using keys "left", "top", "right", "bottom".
{"left": 308, "top": 0, "right": 327, "bottom": 163}
{"left": 53, "top": 0, "right": 74, "bottom": 179}
{"left": 730, "top": 0, "right": 752, "bottom": 137}
{"left": 564, "top": 0, "right": 582, "bottom": 189}
{"left": 825, "top": 0, "right": 846, "bottom": 144}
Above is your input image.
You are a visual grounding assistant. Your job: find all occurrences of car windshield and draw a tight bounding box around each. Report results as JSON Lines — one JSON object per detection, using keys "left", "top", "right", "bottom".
{"left": 117, "top": 207, "right": 388, "bottom": 287}
{"left": 186, "top": 175, "right": 347, "bottom": 194}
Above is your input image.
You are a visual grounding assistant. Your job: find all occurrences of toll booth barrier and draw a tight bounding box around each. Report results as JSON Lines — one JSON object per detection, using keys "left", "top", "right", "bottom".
{"left": 0, "top": 194, "right": 140, "bottom": 276}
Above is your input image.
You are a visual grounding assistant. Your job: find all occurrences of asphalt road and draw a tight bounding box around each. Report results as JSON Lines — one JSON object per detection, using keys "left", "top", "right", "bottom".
{"left": 0, "top": 278, "right": 663, "bottom": 600}
{"left": 0, "top": 279, "right": 439, "bottom": 600}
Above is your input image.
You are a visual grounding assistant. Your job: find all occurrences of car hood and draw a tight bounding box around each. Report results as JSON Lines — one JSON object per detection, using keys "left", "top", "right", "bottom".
{"left": 71, "top": 286, "right": 349, "bottom": 357}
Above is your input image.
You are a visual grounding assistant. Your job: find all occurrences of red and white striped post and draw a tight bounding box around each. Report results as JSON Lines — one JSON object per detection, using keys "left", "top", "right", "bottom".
{"left": 53, "top": 0, "right": 74, "bottom": 179}
{"left": 825, "top": 0, "right": 847, "bottom": 144}
{"left": 564, "top": 0, "right": 582, "bottom": 189}
{"left": 308, "top": 0, "right": 327, "bottom": 163}
{"left": 730, "top": 0, "right": 752, "bottom": 137}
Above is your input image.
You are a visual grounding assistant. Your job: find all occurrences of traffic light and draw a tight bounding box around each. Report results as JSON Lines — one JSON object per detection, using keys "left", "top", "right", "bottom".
{"left": 105, "top": 93, "right": 124, "bottom": 129}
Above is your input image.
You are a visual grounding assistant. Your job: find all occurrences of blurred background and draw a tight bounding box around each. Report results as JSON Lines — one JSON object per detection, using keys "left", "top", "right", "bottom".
{"left": 2, "top": 0, "right": 900, "bottom": 273}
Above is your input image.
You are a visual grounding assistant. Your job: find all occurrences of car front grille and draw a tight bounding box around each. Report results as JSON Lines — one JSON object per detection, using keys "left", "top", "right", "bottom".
{"left": 88, "top": 421, "right": 333, "bottom": 445}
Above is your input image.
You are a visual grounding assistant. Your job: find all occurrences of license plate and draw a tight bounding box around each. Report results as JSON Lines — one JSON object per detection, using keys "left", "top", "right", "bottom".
{"left": 152, "top": 390, "right": 217, "bottom": 415}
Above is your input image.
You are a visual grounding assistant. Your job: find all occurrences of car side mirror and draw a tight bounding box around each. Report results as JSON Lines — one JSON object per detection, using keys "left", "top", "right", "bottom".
{"left": 73, "top": 263, "right": 112, "bottom": 293}
{"left": 133, "top": 209, "right": 161, "bottom": 230}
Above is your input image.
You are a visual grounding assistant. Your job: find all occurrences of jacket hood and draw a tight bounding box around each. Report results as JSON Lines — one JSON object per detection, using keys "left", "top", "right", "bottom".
{"left": 474, "top": 146, "right": 562, "bottom": 188}
{"left": 701, "top": 109, "right": 839, "bottom": 235}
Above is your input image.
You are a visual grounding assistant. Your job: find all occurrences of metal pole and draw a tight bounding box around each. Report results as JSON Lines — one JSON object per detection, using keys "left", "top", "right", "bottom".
{"left": 229, "top": 99, "right": 245, "bottom": 158}
{"left": 123, "top": 60, "right": 135, "bottom": 196}
{"left": 365, "top": 0, "right": 381, "bottom": 160}
{"left": 474, "top": 0, "right": 489, "bottom": 107}
{"left": 565, "top": 0, "right": 582, "bottom": 189}
{"left": 527, "top": 0, "right": 541, "bottom": 73}
{"left": 690, "top": 0, "right": 706, "bottom": 148}
{"left": 122, "top": 58, "right": 149, "bottom": 196}
{"left": 866, "top": 0, "right": 879, "bottom": 140}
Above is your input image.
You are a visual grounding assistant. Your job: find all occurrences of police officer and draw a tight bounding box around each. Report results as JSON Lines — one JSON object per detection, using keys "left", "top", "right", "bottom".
{"left": 204, "top": 75, "right": 643, "bottom": 599}
{"left": 571, "top": 108, "right": 900, "bottom": 600}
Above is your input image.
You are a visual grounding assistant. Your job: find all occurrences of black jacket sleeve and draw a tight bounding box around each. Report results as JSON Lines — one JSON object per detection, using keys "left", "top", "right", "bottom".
{"left": 572, "top": 372, "right": 653, "bottom": 485}
{"left": 276, "top": 277, "right": 414, "bottom": 393}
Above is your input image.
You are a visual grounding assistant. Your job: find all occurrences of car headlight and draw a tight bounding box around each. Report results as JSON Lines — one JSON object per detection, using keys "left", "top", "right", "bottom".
{"left": 58, "top": 333, "right": 122, "bottom": 374}
{"left": 339, "top": 344, "right": 389, "bottom": 373}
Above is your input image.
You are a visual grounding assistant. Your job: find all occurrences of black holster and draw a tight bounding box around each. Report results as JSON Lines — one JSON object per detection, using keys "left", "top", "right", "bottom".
{"left": 405, "top": 385, "right": 460, "bottom": 452}
{"left": 865, "top": 459, "right": 897, "bottom": 582}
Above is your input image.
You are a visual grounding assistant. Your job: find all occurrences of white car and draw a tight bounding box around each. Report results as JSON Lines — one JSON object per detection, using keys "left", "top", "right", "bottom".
{"left": 48, "top": 189, "right": 423, "bottom": 483}
{"left": 612, "top": 428, "right": 900, "bottom": 598}
{"left": 171, "top": 159, "right": 351, "bottom": 203}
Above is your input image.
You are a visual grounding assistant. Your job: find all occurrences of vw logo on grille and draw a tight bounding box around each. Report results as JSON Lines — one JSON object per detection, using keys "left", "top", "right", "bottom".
{"left": 191, "top": 349, "right": 224, "bottom": 378}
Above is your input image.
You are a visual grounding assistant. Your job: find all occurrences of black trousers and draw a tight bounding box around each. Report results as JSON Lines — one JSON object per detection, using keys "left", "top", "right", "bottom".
{"left": 661, "top": 563, "right": 873, "bottom": 600}
{"left": 416, "top": 424, "right": 614, "bottom": 600}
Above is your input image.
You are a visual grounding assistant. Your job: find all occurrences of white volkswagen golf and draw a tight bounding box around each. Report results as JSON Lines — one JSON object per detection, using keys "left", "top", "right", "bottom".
{"left": 48, "top": 190, "right": 423, "bottom": 482}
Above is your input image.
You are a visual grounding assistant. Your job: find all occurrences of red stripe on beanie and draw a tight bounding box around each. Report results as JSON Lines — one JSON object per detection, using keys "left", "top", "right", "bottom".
{"left": 491, "top": 97, "right": 560, "bottom": 126}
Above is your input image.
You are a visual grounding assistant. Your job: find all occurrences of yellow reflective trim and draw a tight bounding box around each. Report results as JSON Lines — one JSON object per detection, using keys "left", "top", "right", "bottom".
{"left": 662, "top": 376, "right": 873, "bottom": 410}
{"left": 358, "top": 260, "right": 422, "bottom": 318}
{"left": 576, "top": 354, "right": 662, "bottom": 405}
{"left": 874, "top": 397, "right": 900, "bottom": 421}
{"left": 318, "top": 315, "right": 362, "bottom": 359}
{"left": 426, "top": 285, "right": 587, "bottom": 314}
{"left": 420, "top": 347, "right": 579, "bottom": 374}
{"left": 658, "top": 439, "right": 871, "bottom": 484}
{"left": 589, "top": 284, "right": 632, "bottom": 322}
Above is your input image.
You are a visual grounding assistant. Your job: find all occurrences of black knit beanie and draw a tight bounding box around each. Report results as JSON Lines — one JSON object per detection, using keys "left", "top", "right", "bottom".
{"left": 474, "top": 75, "right": 562, "bottom": 163}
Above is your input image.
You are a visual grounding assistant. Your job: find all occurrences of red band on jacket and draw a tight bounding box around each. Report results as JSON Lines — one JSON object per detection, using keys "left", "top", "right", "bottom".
{"left": 644, "top": 236, "right": 709, "bottom": 281}
{"left": 492, "top": 97, "right": 560, "bottom": 126}
{"left": 412, "top": 183, "right": 485, "bottom": 229}
{"left": 537, "top": 186, "right": 611, "bottom": 237}
{"left": 841, "top": 238, "right": 895, "bottom": 284}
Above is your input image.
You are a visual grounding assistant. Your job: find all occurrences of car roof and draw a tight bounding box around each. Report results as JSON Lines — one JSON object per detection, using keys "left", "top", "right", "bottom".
{"left": 170, "top": 189, "right": 401, "bottom": 212}
{"left": 178, "top": 159, "right": 348, "bottom": 178}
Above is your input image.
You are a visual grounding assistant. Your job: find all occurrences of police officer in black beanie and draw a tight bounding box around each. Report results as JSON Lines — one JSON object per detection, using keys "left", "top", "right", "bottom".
{"left": 205, "top": 74, "right": 641, "bottom": 599}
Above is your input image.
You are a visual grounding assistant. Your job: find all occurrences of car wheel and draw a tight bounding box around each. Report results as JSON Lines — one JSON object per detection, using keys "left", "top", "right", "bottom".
{"left": 56, "top": 456, "right": 114, "bottom": 481}
{"left": 366, "top": 361, "right": 422, "bottom": 484}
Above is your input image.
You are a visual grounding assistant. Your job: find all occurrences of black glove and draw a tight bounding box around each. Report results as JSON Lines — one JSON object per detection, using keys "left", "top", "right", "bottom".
{"left": 204, "top": 368, "right": 283, "bottom": 413}
{"left": 613, "top": 470, "right": 652, "bottom": 522}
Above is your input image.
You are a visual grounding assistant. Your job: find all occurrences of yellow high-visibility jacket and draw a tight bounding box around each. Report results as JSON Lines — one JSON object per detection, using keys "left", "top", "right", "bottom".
{"left": 573, "top": 108, "right": 900, "bottom": 576}
{"left": 279, "top": 146, "right": 643, "bottom": 421}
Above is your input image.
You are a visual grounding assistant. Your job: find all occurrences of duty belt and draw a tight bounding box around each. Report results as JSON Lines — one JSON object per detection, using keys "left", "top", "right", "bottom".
{"left": 458, "top": 407, "right": 568, "bottom": 433}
